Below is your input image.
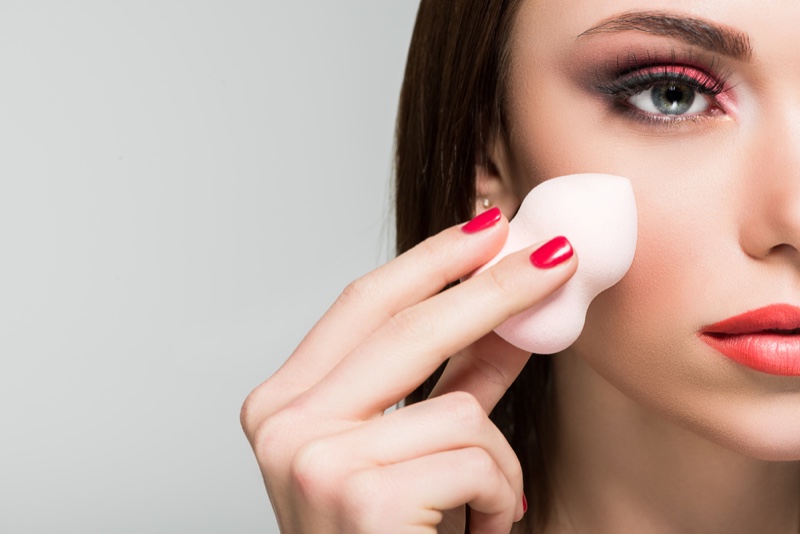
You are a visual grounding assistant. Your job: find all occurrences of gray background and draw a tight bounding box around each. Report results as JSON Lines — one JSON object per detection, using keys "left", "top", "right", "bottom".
{"left": 0, "top": 2, "right": 419, "bottom": 532}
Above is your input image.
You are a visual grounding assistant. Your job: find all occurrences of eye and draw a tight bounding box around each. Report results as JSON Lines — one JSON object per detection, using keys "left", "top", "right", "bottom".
{"left": 595, "top": 63, "right": 730, "bottom": 123}
{"left": 627, "top": 82, "right": 711, "bottom": 116}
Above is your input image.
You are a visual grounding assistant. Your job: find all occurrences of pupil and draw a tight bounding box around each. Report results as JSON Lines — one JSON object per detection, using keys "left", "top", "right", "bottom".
{"left": 665, "top": 86, "right": 682, "bottom": 103}
{"left": 652, "top": 84, "right": 695, "bottom": 115}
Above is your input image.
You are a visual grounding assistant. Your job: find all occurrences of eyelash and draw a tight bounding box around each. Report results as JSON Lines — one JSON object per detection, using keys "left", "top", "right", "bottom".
{"left": 596, "top": 64, "right": 732, "bottom": 124}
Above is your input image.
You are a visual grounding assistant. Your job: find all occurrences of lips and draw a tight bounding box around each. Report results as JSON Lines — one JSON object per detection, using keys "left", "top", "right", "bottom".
{"left": 698, "top": 304, "right": 800, "bottom": 376}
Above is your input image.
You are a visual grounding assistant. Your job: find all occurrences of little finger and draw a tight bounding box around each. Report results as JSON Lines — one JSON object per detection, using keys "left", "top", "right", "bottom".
{"left": 346, "top": 447, "right": 521, "bottom": 533}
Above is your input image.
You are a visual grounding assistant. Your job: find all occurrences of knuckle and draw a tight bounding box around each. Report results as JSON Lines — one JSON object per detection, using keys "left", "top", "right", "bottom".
{"left": 414, "top": 233, "right": 440, "bottom": 258}
{"left": 463, "top": 447, "right": 498, "bottom": 479}
{"left": 502, "top": 484, "right": 518, "bottom": 515}
{"left": 443, "top": 391, "right": 486, "bottom": 429}
{"left": 484, "top": 263, "right": 520, "bottom": 297}
{"left": 239, "top": 375, "right": 287, "bottom": 439}
{"left": 387, "top": 306, "right": 435, "bottom": 344}
{"left": 463, "top": 351, "right": 514, "bottom": 389}
{"left": 414, "top": 235, "right": 454, "bottom": 288}
{"left": 338, "top": 275, "right": 381, "bottom": 308}
{"left": 240, "top": 383, "right": 272, "bottom": 438}
{"left": 249, "top": 418, "right": 289, "bottom": 469}
{"left": 250, "top": 413, "right": 284, "bottom": 451}
{"left": 508, "top": 455, "right": 524, "bottom": 489}
{"left": 250, "top": 404, "right": 308, "bottom": 466}
{"left": 239, "top": 391, "right": 259, "bottom": 438}
{"left": 290, "top": 439, "right": 338, "bottom": 499}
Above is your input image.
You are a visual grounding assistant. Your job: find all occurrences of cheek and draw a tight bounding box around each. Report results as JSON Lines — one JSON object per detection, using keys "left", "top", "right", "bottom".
{"left": 567, "top": 161, "right": 737, "bottom": 384}
{"left": 572, "top": 151, "right": 742, "bottom": 372}
{"left": 508, "top": 72, "right": 743, "bottom": 334}
{"left": 596, "top": 172, "right": 724, "bottom": 335}
{"left": 571, "top": 189, "right": 706, "bottom": 392}
{"left": 508, "top": 88, "right": 744, "bottom": 397}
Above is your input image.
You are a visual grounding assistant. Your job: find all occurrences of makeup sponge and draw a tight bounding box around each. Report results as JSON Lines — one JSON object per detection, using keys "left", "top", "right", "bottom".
{"left": 476, "top": 173, "right": 638, "bottom": 354}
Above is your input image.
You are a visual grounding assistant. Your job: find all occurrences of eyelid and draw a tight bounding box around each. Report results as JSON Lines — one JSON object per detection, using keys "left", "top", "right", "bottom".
{"left": 597, "top": 64, "right": 729, "bottom": 98}
{"left": 626, "top": 66, "right": 723, "bottom": 91}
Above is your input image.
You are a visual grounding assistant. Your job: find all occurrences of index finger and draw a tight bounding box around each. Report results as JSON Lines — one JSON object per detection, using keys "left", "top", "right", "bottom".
{"left": 300, "top": 236, "right": 578, "bottom": 418}
{"left": 242, "top": 210, "right": 508, "bottom": 420}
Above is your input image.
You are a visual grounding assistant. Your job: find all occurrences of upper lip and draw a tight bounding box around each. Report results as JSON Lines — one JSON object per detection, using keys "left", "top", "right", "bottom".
{"left": 700, "top": 304, "right": 800, "bottom": 335}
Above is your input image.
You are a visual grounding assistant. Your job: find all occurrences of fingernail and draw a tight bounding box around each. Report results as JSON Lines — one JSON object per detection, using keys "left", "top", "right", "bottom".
{"left": 530, "top": 236, "right": 573, "bottom": 268}
{"left": 462, "top": 207, "right": 501, "bottom": 234}
{"left": 522, "top": 493, "right": 528, "bottom": 514}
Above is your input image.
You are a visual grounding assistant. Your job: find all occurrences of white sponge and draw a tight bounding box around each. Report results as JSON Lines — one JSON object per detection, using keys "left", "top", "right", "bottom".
{"left": 475, "top": 173, "right": 637, "bottom": 354}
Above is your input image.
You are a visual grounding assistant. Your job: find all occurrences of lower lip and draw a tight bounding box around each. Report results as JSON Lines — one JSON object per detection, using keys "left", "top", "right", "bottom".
{"left": 699, "top": 333, "right": 800, "bottom": 376}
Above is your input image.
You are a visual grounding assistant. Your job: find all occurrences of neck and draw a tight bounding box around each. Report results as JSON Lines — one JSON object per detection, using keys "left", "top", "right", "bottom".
{"left": 545, "top": 351, "right": 800, "bottom": 534}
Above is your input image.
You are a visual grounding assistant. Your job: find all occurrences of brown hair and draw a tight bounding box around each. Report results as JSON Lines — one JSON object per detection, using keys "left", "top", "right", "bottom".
{"left": 395, "top": 1, "right": 556, "bottom": 532}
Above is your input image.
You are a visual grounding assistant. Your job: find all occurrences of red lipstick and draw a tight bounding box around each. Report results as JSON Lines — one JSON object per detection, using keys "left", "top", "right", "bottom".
{"left": 698, "top": 304, "right": 800, "bottom": 376}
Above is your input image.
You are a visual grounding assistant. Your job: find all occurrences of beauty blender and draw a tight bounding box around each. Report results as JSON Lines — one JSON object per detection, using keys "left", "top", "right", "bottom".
{"left": 475, "top": 173, "right": 638, "bottom": 354}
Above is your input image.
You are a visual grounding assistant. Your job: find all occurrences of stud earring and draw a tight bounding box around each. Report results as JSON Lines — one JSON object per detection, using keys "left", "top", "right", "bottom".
{"left": 482, "top": 197, "right": 492, "bottom": 209}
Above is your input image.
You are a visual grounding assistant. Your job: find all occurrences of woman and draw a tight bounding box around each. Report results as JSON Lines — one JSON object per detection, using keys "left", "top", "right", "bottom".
{"left": 241, "top": 0, "right": 800, "bottom": 532}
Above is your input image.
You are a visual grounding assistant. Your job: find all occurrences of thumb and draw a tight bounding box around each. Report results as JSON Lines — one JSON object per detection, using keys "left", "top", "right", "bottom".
{"left": 429, "top": 331, "right": 531, "bottom": 414}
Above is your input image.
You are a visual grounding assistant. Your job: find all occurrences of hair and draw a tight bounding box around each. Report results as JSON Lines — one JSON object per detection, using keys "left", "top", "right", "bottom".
{"left": 395, "top": 1, "right": 556, "bottom": 532}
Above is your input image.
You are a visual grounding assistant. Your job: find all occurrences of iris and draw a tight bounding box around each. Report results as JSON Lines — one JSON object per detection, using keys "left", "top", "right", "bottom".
{"left": 651, "top": 83, "right": 695, "bottom": 115}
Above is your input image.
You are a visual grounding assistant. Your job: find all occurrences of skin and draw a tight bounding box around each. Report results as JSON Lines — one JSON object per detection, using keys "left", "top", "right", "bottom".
{"left": 241, "top": 218, "right": 578, "bottom": 533}
{"left": 482, "top": 0, "right": 800, "bottom": 532}
{"left": 244, "top": 0, "right": 800, "bottom": 532}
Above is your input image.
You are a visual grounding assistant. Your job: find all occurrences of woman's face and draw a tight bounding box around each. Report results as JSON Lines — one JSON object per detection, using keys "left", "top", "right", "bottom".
{"left": 502, "top": 0, "right": 800, "bottom": 459}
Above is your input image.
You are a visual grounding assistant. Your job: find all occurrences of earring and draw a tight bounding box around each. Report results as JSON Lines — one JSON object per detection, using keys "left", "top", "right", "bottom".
{"left": 482, "top": 197, "right": 492, "bottom": 209}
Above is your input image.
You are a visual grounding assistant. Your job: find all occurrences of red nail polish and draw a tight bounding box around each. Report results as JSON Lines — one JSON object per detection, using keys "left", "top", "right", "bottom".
{"left": 462, "top": 207, "right": 501, "bottom": 234}
{"left": 522, "top": 493, "right": 528, "bottom": 514}
{"left": 530, "top": 236, "right": 573, "bottom": 268}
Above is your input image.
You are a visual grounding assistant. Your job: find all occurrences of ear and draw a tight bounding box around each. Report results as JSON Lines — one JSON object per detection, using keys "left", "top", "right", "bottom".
{"left": 474, "top": 129, "right": 521, "bottom": 218}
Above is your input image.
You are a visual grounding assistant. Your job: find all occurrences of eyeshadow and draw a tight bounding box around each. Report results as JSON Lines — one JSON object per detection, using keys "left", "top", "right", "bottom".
{"left": 564, "top": 33, "right": 729, "bottom": 86}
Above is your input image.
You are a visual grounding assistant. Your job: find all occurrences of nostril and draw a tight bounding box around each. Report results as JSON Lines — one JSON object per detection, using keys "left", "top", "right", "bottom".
{"left": 767, "top": 243, "right": 800, "bottom": 267}
{"left": 770, "top": 243, "right": 800, "bottom": 254}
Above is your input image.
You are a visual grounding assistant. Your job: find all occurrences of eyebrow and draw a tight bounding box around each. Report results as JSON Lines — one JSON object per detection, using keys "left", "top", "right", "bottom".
{"left": 577, "top": 11, "right": 753, "bottom": 61}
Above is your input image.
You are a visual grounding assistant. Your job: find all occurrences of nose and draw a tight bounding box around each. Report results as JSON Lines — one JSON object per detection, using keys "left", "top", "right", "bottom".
{"left": 737, "top": 103, "right": 800, "bottom": 265}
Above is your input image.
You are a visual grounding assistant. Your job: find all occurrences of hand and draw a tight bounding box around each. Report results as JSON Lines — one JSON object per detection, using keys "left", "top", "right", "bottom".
{"left": 241, "top": 211, "right": 577, "bottom": 533}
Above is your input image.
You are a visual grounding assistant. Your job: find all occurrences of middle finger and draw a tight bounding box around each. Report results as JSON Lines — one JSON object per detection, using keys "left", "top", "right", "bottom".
{"left": 297, "top": 237, "right": 577, "bottom": 418}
